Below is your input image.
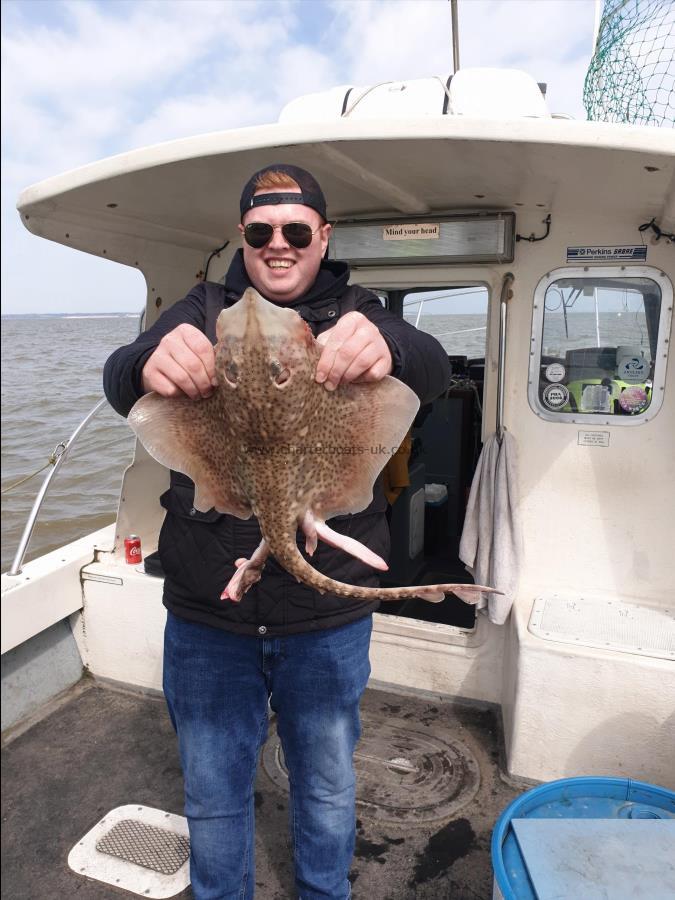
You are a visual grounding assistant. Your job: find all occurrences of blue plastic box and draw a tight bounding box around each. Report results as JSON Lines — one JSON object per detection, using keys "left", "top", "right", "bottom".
{"left": 492, "top": 776, "right": 675, "bottom": 899}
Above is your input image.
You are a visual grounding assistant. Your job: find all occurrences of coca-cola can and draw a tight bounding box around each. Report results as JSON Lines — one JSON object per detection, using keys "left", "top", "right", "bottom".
{"left": 124, "top": 534, "right": 142, "bottom": 565}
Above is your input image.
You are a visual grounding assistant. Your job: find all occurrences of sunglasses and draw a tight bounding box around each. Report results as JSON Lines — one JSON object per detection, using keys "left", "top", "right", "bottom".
{"left": 243, "top": 221, "right": 322, "bottom": 249}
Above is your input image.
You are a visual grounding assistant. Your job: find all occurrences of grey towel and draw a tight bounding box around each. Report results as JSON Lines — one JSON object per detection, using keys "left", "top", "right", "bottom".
{"left": 459, "top": 430, "right": 521, "bottom": 624}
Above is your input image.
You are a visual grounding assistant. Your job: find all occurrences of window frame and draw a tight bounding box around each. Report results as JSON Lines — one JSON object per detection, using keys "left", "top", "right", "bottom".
{"left": 528, "top": 265, "right": 673, "bottom": 426}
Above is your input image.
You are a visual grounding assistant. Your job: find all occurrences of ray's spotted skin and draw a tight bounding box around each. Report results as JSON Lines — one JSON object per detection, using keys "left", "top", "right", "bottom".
{"left": 129, "top": 289, "right": 501, "bottom": 606}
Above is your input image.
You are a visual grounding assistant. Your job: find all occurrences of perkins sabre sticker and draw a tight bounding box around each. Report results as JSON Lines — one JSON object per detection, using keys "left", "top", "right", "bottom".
{"left": 566, "top": 246, "right": 647, "bottom": 262}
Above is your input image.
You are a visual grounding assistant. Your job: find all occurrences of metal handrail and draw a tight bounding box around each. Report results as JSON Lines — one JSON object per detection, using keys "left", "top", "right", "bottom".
{"left": 7, "top": 398, "right": 109, "bottom": 576}
{"left": 496, "top": 273, "right": 515, "bottom": 444}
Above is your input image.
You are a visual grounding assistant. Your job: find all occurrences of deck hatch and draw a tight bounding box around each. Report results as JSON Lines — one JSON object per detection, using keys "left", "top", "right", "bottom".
{"left": 262, "top": 699, "right": 480, "bottom": 824}
{"left": 68, "top": 804, "right": 190, "bottom": 898}
{"left": 96, "top": 819, "right": 190, "bottom": 875}
{"left": 529, "top": 595, "right": 675, "bottom": 660}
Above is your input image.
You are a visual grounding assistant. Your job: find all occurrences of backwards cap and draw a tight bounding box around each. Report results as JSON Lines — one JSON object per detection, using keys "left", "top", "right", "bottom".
{"left": 239, "top": 164, "right": 327, "bottom": 221}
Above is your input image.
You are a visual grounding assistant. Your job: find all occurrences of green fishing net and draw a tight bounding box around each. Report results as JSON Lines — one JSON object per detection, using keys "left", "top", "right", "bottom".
{"left": 584, "top": 0, "right": 674, "bottom": 126}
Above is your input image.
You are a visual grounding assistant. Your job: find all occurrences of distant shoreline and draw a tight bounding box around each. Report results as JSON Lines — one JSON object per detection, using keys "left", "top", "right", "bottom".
{"left": 2, "top": 313, "right": 141, "bottom": 319}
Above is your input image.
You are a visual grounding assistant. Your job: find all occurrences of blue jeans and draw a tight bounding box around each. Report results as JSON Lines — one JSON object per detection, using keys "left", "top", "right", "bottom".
{"left": 163, "top": 611, "right": 372, "bottom": 900}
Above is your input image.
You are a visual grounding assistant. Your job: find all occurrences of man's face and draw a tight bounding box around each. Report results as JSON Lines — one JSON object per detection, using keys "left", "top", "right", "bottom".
{"left": 239, "top": 191, "right": 331, "bottom": 304}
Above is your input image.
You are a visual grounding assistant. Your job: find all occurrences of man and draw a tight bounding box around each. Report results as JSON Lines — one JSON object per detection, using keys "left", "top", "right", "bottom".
{"left": 104, "top": 164, "right": 451, "bottom": 900}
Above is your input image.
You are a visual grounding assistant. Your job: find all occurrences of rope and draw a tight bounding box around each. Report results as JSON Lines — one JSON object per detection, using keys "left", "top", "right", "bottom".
{"left": 1, "top": 442, "right": 67, "bottom": 494}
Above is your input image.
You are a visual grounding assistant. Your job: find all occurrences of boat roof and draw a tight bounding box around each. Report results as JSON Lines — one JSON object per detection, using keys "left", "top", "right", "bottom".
{"left": 17, "top": 117, "right": 675, "bottom": 264}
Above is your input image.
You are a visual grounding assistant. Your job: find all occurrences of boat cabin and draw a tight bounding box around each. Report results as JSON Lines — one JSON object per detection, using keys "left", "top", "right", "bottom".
{"left": 2, "top": 67, "right": 674, "bottom": 897}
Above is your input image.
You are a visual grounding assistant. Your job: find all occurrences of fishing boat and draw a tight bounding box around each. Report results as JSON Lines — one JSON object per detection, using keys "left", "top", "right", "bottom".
{"left": 3, "top": 11, "right": 674, "bottom": 898}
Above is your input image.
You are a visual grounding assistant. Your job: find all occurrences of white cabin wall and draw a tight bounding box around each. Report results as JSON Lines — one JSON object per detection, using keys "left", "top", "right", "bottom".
{"left": 370, "top": 617, "right": 505, "bottom": 705}
{"left": 504, "top": 600, "right": 675, "bottom": 788}
{"left": 503, "top": 212, "right": 674, "bottom": 607}
{"left": 495, "top": 211, "right": 674, "bottom": 787}
{"left": 355, "top": 211, "right": 674, "bottom": 605}
{"left": 356, "top": 208, "right": 674, "bottom": 786}
{"left": 71, "top": 571, "right": 166, "bottom": 692}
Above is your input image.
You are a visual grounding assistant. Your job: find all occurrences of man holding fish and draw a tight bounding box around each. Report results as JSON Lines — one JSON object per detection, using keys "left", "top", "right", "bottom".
{"left": 104, "top": 165, "right": 456, "bottom": 899}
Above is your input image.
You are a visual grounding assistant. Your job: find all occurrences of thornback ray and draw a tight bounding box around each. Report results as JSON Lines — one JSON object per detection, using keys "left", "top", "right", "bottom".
{"left": 126, "top": 393, "right": 252, "bottom": 518}
{"left": 128, "top": 288, "right": 502, "bottom": 606}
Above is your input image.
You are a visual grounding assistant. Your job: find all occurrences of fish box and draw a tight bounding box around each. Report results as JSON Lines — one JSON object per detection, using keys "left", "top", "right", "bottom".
{"left": 491, "top": 776, "right": 675, "bottom": 899}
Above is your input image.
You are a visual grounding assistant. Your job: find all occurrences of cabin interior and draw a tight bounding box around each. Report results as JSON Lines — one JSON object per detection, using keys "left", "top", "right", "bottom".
{"left": 374, "top": 283, "right": 488, "bottom": 632}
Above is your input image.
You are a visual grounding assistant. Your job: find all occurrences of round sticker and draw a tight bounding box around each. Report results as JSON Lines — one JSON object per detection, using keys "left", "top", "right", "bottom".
{"left": 545, "top": 363, "right": 566, "bottom": 383}
{"left": 542, "top": 383, "right": 570, "bottom": 410}
{"left": 616, "top": 353, "right": 648, "bottom": 384}
{"left": 619, "top": 386, "right": 649, "bottom": 414}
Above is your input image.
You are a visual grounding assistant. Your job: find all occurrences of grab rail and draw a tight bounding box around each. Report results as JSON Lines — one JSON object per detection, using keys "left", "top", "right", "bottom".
{"left": 496, "top": 273, "right": 515, "bottom": 444}
{"left": 7, "top": 398, "right": 109, "bottom": 576}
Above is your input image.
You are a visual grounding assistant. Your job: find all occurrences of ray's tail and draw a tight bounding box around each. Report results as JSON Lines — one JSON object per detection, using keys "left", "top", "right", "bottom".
{"left": 271, "top": 540, "right": 500, "bottom": 605}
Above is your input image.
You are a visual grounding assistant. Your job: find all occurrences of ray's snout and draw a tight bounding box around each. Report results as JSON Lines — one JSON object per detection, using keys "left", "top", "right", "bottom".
{"left": 216, "top": 288, "right": 304, "bottom": 343}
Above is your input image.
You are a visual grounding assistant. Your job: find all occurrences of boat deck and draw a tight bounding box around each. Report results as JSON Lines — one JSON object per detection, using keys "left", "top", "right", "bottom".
{"left": 2, "top": 680, "right": 521, "bottom": 900}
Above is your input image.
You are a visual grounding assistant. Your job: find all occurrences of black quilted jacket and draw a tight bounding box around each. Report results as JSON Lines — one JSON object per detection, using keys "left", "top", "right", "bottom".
{"left": 104, "top": 252, "right": 451, "bottom": 635}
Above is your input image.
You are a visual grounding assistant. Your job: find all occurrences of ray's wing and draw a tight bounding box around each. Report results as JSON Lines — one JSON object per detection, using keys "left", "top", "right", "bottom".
{"left": 128, "top": 393, "right": 252, "bottom": 518}
{"left": 310, "top": 375, "right": 420, "bottom": 520}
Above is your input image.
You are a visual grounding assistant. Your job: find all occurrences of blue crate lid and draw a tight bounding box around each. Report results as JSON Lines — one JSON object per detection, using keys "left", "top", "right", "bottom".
{"left": 492, "top": 776, "right": 675, "bottom": 900}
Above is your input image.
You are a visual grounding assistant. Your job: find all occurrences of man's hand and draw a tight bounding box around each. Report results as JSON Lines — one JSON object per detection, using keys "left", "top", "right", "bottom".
{"left": 141, "top": 324, "right": 217, "bottom": 399}
{"left": 315, "top": 312, "right": 393, "bottom": 391}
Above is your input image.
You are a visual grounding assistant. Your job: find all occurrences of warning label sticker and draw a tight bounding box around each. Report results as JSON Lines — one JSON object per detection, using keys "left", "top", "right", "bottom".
{"left": 383, "top": 223, "right": 440, "bottom": 241}
{"left": 578, "top": 431, "right": 610, "bottom": 447}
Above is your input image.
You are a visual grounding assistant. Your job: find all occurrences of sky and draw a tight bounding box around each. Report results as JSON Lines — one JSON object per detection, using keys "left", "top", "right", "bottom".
{"left": 1, "top": 0, "right": 598, "bottom": 315}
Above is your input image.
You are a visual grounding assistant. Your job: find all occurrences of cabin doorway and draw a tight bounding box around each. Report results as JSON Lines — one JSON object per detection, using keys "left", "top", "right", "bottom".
{"left": 380, "top": 285, "right": 490, "bottom": 629}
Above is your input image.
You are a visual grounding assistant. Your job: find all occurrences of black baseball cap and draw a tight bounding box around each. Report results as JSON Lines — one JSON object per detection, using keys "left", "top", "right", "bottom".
{"left": 239, "top": 164, "right": 327, "bottom": 222}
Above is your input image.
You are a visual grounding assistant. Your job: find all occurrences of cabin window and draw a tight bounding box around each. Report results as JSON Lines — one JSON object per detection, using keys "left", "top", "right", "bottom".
{"left": 403, "top": 287, "right": 489, "bottom": 361}
{"left": 529, "top": 267, "right": 672, "bottom": 425}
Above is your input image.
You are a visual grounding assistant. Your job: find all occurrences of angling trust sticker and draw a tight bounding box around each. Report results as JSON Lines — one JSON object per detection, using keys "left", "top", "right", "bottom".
{"left": 383, "top": 223, "right": 440, "bottom": 240}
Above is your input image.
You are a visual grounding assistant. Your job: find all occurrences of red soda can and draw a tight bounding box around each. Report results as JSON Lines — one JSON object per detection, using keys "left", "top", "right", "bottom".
{"left": 124, "top": 534, "right": 142, "bottom": 564}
